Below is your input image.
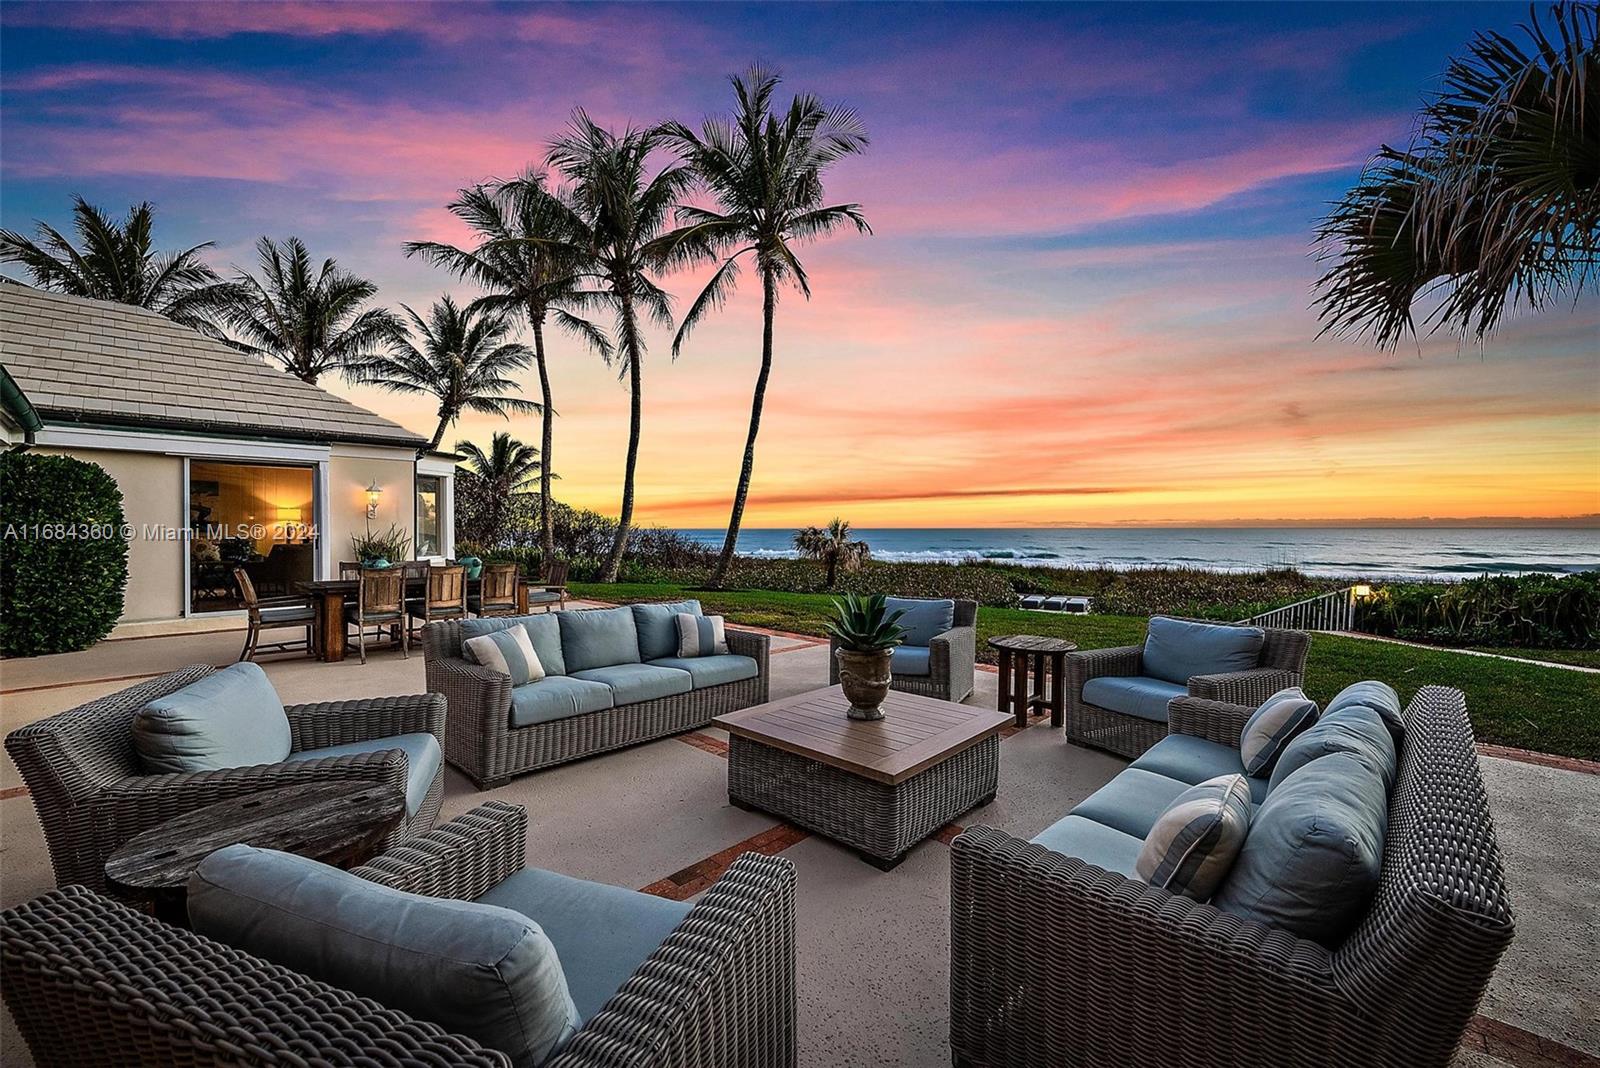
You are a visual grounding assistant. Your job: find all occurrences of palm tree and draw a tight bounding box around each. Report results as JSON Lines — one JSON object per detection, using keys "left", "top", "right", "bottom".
{"left": 0, "top": 196, "right": 226, "bottom": 331}
{"left": 662, "top": 67, "right": 870, "bottom": 588}
{"left": 456, "top": 432, "right": 542, "bottom": 548}
{"left": 1314, "top": 2, "right": 1598, "bottom": 348}
{"left": 405, "top": 176, "right": 607, "bottom": 573}
{"left": 349, "top": 295, "right": 538, "bottom": 453}
{"left": 793, "top": 518, "right": 871, "bottom": 588}
{"left": 210, "top": 236, "right": 396, "bottom": 384}
{"left": 547, "top": 110, "right": 697, "bottom": 583}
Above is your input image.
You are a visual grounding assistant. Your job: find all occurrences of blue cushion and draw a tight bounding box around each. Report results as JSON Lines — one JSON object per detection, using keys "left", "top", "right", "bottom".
{"left": 629, "top": 600, "right": 703, "bottom": 660}
{"left": 477, "top": 866, "right": 692, "bottom": 1024}
{"left": 1270, "top": 705, "right": 1398, "bottom": 793}
{"left": 1131, "top": 734, "right": 1268, "bottom": 804}
{"left": 884, "top": 597, "right": 955, "bottom": 646}
{"left": 557, "top": 607, "right": 642, "bottom": 672}
{"left": 1239, "top": 690, "right": 1320, "bottom": 777}
{"left": 510, "top": 676, "right": 615, "bottom": 728}
{"left": 890, "top": 645, "right": 931, "bottom": 676}
{"left": 1068, "top": 768, "right": 1193, "bottom": 840}
{"left": 133, "top": 662, "right": 292, "bottom": 774}
{"left": 462, "top": 615, "right": 567, "bottom": 676}
{"left": 569, "top": 663, "right": 692, "bottom": 705}
{"left": 190, "top": 845, "right": 579, "bottom": 1067}
{"left": 1326, "top": 680, "right": 1405, "bottom": 744}
{"left": 285, "top": 733, "right": 440, "bottom": 817}
{"left": 1141, "top": 616, "right": 1265, "bottom": 686}
{"left": 1081, "top": 675, "right": 1186, "bottom": 723}
{"left": 1212, "top": 752, "right": 1388, "bottom": 947}
{"left": 647, "top": 654, "right": 758, "bottom": 688}
{"left": 1030, "top": 815, "right": 1142, "bottom": 877}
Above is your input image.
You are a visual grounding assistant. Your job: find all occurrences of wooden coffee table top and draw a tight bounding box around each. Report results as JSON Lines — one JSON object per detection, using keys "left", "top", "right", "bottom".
{"left": 714, "top": 686, "right": 1011, "bottom": 785}
{"left": 105, "top": 781, "right": 406, "bottom": 894}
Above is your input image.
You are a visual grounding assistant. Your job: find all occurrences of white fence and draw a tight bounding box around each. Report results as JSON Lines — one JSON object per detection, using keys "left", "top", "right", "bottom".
{"left": 1239, "top": 587, "right": 1357, "bottom": 631}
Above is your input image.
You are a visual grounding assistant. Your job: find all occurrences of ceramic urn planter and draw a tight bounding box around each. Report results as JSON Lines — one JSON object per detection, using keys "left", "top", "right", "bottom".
{"left": 836, "top": 647, "right": 893, "bottom": 720}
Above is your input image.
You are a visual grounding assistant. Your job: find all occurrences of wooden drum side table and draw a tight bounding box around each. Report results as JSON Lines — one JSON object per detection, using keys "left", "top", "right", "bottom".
{"left": 988, "top": 634, "right": 1078, "bottom": 729}
{"left": 105, "top": 781, "right": 406, "bottom": 926}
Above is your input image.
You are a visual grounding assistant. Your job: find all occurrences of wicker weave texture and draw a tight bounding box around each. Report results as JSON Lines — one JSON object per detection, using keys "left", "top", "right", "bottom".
{"left": 728, "top": 733, "right": 998, "bottom": 863}
{"left": 423, "top": 616, "right": 771, "bottom": 786}
{"left": 949, "top": 685, "right": 1514, "bottom": 1068}
{"left": 1062, "top": 624, "right": 1310, "bottom": 758}
{"left": 3, "top": 667, "right": 446, "bottom": 893}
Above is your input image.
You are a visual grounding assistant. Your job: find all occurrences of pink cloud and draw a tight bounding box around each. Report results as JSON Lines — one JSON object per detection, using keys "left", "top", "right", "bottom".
{"left": 1, "top": 2, "right": 454, "bottom": 40}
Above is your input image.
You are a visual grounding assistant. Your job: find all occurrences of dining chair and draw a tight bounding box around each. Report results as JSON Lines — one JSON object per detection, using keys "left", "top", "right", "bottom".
{"left": 233, "top": 568, "right": 318, "bottom": 662}
{"left": 468, "top": 562, "right": 520, "bottom": 617}
{"left": 349, "top": 567, "right": 407, "bottom": 664}
{"left": 407, "top": 564, "right": 468, "bottom": 636}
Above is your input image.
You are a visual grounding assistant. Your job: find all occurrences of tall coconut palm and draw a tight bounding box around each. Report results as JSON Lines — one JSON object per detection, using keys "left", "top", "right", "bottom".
{"left": 211, "top": 236, "right": 397, "bottom": 384}
{"left": 350, "top": 295, "right": 538, "bottom": 453}
{"left": 404, "top": 176, "right": 607, "bottom": 573}
{"left": 456, "top": 432, "right": 542, "bottom": 548}
{"left": 1314, "top": 2, "right": 1599, "bottom": 348}
{"left": 793, "top": 518, "right": 871, "bottom": 589}
{"left": 0, "top": 196, "right": 226, "bottom": 331}
{"left": 661, "top": 66, "right": 870, "bottom": 588}
{"left": 547, "top": 110, "right": 696, "bottom": 582}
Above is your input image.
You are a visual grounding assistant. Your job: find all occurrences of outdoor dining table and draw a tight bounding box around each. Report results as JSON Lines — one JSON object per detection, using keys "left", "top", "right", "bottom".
{"left": 297, "top": 575, "right": 559, "bottom": 662}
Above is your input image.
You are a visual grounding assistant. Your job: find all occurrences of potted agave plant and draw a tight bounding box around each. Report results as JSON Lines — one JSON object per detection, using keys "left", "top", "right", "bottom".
{"left": 825, "top": 592, "right": 907, "bottom": 721}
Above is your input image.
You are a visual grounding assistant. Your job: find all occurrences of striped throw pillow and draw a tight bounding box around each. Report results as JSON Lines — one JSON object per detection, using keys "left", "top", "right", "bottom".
{"left": 463, "top": 626, "right": 545, "bottom": 685}
{"left": 1136, "top": 774, "right": 1253, "bottom": 900}
{"left": 675, "top": 613, "right": 727, "bottom": 658}
{"left": 1240, "top": 688, "right": 1319, "bottom": 776}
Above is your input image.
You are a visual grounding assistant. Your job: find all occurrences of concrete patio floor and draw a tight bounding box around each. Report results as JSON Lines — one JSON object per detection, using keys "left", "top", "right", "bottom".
{"left": 1, "top": 612, "right": 1594, "bottom": 1067}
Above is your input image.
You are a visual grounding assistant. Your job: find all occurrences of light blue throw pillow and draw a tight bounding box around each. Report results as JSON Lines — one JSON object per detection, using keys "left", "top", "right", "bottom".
{"left": 1140, "top": 616, "right": 1265, "bottom": 685}
{"left": 132, "top": 662, "right": 291, "bottom": 774}
{"left": 189, "top": 844, "right": 580, "bottom": 1067}
{"left": 1239, "top": 687, "right": 1319, "bottom": 777}
{"left": 883, "top": 598, "right": 955, "bottom": 646}
{"left": 1135, "top": 774, "right": 1253, "bottom": 901}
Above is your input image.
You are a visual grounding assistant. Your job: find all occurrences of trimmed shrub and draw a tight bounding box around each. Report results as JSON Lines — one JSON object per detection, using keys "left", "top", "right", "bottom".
{"left": 1, "top": 451, "right": 129, "bottom": 656}
{"left": 1358, "top": 573, "right": 1598, "bottom": 650}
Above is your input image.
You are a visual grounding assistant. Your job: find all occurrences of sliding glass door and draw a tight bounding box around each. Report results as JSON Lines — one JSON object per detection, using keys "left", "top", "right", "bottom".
{"left": 188, "top": 460, "right": 316, "bottom": 613}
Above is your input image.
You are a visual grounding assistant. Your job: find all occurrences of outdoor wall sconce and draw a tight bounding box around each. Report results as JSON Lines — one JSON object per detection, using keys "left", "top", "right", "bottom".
{"left": 1352, "top": 584, "right": 1373, "bottom": 600}
{"left": 366, "top": 481, "right": 383, "bottom": 520}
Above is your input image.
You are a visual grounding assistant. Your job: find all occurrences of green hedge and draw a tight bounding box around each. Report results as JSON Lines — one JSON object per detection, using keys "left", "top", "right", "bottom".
{"left": 0, "top": 451, "right": 130, "bottom": 656}
{"left": 1358, "top": 573, "right": 1598, "bottom": 650}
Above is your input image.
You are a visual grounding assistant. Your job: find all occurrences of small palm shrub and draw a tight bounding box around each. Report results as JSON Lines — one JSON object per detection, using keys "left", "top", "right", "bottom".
{"left": 0, "top": 452, "right": 129, "bottom": 656}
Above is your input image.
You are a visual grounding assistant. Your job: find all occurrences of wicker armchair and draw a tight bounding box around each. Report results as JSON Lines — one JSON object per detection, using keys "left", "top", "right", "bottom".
{"left": 949, "top": 686, "right": 1514, "bottom": 1068}
{"left": 1063, "top": 621, "right": 1309, "bottom": 758}
{"left": 423, "top": 616, "right": 770, "bottom": 787}
{"left": 4, "top": 666, "right": 446, "bottom": 894}
{"left": 1, "top": 801, "right": 798, "bottom": 1068}
{"left": 828, "top": 598, "right": 978, "bottom": 703}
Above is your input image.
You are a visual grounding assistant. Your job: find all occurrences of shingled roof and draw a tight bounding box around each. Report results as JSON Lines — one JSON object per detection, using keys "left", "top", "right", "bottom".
{"left": 0, "top": 284, "right": 426, "bottom": 449}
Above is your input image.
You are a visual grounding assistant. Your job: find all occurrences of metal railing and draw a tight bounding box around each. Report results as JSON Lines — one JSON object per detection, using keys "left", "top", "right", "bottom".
{"left": 1238, "top": 587, "right": 1357, "bottom": 631}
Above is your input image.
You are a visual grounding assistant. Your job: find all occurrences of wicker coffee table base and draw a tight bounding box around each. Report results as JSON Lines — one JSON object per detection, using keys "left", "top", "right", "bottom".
{"left": 727, "top": 734, "right": 999, "bottom": 870}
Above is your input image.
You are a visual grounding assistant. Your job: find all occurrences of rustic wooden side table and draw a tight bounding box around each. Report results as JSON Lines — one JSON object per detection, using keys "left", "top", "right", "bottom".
{"left": 105, "top": 781, "right": 406, "bottom": 926}
{"left": 988, "top": 634, "right": 1078, "bottom": 729}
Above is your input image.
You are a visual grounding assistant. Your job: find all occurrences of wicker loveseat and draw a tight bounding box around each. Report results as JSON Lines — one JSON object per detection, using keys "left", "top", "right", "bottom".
{"left": 1063, "top": 616, "right": 1310, "bottom": 758}
{"left": 4, "top": 665, "right": 445, "bottom": 894}
{"left": 950, "top": 685, "right": 1514, "bottom": 1068}
{"left": 828, "top": 597, "right": 978, "bottom": 703}
{"left": 0, "top": 801, "right": 798, "bottom": 1067}
{"left": 424, "top": 602, "right": 770, "bottom": 787}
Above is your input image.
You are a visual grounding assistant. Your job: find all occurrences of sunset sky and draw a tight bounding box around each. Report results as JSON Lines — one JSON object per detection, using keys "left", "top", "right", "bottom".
{"left": 3, "top": 1, "right": 1596, "bottom": 528}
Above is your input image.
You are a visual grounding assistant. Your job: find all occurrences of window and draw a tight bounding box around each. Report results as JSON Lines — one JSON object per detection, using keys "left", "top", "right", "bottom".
{"left": 189, "top": 460, "right": 315, "bottom": 613}
{"left": 416, "top": 475, "right": 442, "bottom": 558}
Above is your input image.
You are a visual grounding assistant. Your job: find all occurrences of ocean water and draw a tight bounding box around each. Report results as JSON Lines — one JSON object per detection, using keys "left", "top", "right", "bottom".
{"left": 675, "top": 527, "right": 1600, "bottom": 581}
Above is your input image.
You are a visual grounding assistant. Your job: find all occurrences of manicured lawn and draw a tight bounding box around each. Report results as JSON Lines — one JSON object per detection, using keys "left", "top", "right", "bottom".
{"left": 574, "top": 581, "right": 1600, "bottom": 760}
{"left": 1469, "top": 646, "right": 1600, "bottom": 670}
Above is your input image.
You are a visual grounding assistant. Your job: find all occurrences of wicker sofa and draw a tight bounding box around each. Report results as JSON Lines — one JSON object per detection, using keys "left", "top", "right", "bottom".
{"left": 828, "top": 597, "right": 977, "bottom": 703}
{"left": 0, "top": 800, "right": 798, "bottom": 1068}
{"left": 950, "top": 685, "right": 1514, "bottom": 1068}
{"left": 424, "top": 602, "right": 770, "bottom": 787}
{"left": 1063, "top": 616, "right": 1310, "bottom": 758}
{"left": 4, "top": 665, "right": 445, "bottom": 894}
